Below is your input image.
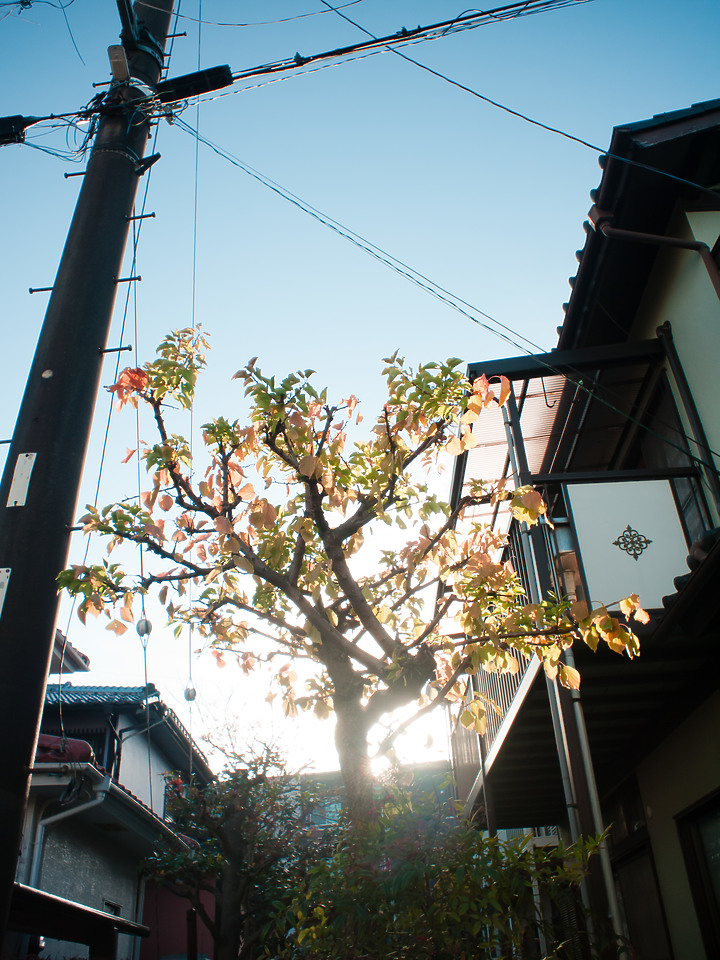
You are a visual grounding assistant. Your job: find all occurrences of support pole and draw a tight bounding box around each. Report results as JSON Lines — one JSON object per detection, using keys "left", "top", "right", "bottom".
{"left": 0, "top": 1, "right": 174, "bottom": 940}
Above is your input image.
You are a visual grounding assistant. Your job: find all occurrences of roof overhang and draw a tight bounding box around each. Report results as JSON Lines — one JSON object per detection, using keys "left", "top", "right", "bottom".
{"left": 30, "top": 763, "right": 187, "bottom": 855}
{"left": 466, "top": 539, "right": 720, "bottom": 829}
{"left": 9, "top": 882, "right": 149, "bottom": 943}
{"left": 559, "top": 98, "right": 720, "bottom": 350}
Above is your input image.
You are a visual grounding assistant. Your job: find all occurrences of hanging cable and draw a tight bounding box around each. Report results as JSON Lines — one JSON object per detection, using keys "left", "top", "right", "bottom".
{"left": 173, "top": 118, "right": 720, "bottom": 479}
{"left": 182, "top": 1, "right": 202, "bottom": 772}
{"left": 135, "top": 0, "right": 366, "bottom": 27}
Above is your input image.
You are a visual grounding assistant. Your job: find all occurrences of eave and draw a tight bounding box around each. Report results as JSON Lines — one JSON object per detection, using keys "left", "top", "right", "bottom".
{"left": 559, "top": 98, "right": 720, "bottom": 351}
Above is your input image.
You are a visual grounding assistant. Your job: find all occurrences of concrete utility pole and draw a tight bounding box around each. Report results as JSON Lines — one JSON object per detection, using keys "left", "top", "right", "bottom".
{"left": 0, "top": 1, "right": 175, "bottom": 939}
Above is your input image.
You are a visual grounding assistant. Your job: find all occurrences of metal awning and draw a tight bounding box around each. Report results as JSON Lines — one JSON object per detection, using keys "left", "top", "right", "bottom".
{"left": 9, "top": 883, "right": 149, "bottom": 960}
{"left": 461, "top": 539, "right": 720, "bottom": 829}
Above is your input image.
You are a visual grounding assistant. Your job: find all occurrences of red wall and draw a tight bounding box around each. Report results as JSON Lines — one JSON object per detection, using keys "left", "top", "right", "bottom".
{"left": 140, "top": 883, "right": 215, "bottom": 960}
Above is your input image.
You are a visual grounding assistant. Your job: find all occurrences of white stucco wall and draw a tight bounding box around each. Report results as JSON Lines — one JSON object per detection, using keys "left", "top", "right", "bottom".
{"left": 116, "top": 718, "right": 171, "bottom": 816}
{"left": 631, "top": 205, "right": 720, "bottom": 527}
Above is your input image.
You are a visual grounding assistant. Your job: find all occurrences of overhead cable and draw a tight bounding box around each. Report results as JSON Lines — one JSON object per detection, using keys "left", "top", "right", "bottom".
{"left": 318, "top": 0, "right": 720, "bottom": 202}
{"left": 175, "top": 118, "right": 720, "bottom": 474}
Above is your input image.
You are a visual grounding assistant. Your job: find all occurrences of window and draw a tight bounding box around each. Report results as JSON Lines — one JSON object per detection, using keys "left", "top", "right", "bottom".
{"left": 676, "top": 789, "right": 720, "bottom": 957}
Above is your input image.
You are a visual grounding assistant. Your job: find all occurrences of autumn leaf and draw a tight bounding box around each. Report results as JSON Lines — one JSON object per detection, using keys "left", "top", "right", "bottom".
{"left": 445, "top": 435, "right": 463, "bottom": 457}
{"left": 473, "top": 374, "right": 490, "bottom": 400}
{"left": 298, "top": 454, "right": 320, "bottom": 478}
{"left": 108, "top": 367, "right": 148, "bottom": 409}
{"left": 495, "top": 375, "right": 511, "bottom": 407}
{"left": 619, "top": 594, "right": 650, "bottom": 624}
{"left": 214, "top": 516, "right": 233, "bottom": 536}
{"left": 238, "top": 482, "right": 256, "bottom": 501}
{"left": 510, "top": 487, "right": 546, "bottom": 525}
{"left": 559, "top": 663, "right": 581, "bottom": 689}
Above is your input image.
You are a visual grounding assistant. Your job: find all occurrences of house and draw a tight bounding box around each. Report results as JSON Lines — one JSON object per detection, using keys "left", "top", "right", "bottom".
{"left": 6, "top": 655, "right": 215, "bottom": 960}
{"left": 448, "top": 98, "right": 720, "bottom": 960}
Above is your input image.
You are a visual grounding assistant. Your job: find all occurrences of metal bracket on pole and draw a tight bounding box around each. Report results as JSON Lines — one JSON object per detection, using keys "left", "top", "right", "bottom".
{"left": 64, "top": 171, "right": 86, "bottom": 179}
{"left": 135, "top": 153, "right": 161, "bottom": 175}
{"left": 114, "top": 275, "right": 142, "bottom": 283}
{"left": 99, "top": 345, "right": 132, "bottom": 355}
{"left": 28, "top": 287, "right": 53, "bottom": 294}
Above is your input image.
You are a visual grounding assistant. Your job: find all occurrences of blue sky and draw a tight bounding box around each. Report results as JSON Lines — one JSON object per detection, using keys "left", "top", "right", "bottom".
{"left": 2, "top": 0, "right": 719, "bottom": 768}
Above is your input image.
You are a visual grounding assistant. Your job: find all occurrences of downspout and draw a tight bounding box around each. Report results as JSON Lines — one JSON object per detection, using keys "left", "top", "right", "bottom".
{"left": 587, "top": 205, "right": 720, "bottom": 302}
{"left": 563, "top": 648, "right": 627, "bottom": 953}
{"left": 29, "top": 775, "right": 111, "bottom": 887}
{"left": 502, "top": 384, "right": 626, "bottom": 946}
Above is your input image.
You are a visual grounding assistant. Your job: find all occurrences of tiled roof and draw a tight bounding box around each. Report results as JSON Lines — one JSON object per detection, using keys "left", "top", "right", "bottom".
{"left": 44, "top": 683, "right": 159, "bottom": 707}
{"left": 43, "top": 683, "right": 214, "bottom": 782}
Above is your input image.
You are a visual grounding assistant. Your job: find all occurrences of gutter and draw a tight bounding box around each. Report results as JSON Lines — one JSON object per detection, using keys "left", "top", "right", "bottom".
{"left": 27, "top": 764, "right": 188, "bottom": 888}
{"left": 588, "top": 205, "right": 720, "bottom": 302}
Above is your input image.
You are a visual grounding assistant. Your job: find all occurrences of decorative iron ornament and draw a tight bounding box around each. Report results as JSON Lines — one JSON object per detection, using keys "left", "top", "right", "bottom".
{"left": 613, "top": 524, "right": 652, "bottom": 561}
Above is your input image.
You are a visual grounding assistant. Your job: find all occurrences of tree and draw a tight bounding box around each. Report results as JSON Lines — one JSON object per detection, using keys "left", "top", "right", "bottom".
{"left": 60, "top": 329, "right": 646, "bottom": 820}
{"left": 146, "top": 746, "right": 329, "bottom": 960}
{"left": 273, "top": 783, "right": 598, "bottom": 960}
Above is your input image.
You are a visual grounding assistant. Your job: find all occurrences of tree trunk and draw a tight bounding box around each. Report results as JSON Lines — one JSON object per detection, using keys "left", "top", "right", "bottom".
{"left": 333, "top": 685, "right": 376, "bottom": 823}
{"left": 216, "top": 817, "right": 249, "bottom": 960}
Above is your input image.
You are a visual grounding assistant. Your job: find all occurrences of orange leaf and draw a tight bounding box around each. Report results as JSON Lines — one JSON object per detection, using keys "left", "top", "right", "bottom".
{"left": 262, "top": 500, "right": 278, "bottom": 526}
{"left": 108, "top": 368, "right": 148, "bottom": 409}
{"left": 472, "top": 374, "right": 490, "bottom": 399}
{"left": 121, "top": 448, "right": 137, "bottom": 464}
{"left": 238, "top": 482, "right": 255, "bottom": 501}
{"left": 495, "top": 376, "right": 511, "bottom": 407}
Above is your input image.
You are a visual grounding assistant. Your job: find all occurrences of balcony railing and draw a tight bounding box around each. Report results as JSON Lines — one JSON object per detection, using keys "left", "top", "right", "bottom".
{"left": 450, "top": 471, "right": 711, "bottom": 806}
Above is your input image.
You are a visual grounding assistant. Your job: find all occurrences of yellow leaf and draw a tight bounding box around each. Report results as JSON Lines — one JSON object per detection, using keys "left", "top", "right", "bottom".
{"left": 461, "top": 429, "right": 479, "bottom": 450}
{"left": 543, "top": 660, "right": 558, "bottom": 681}
{"left": 445, "top": 435, "right": 463, "bottom": 457}
{"left": 559, "top": 664, "right": 581, "bottom": 689}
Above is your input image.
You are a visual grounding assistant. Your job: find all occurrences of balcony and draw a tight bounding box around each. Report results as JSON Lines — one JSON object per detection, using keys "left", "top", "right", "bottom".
{"left": 448, "top": 336, "right": 720, "bottom": 825}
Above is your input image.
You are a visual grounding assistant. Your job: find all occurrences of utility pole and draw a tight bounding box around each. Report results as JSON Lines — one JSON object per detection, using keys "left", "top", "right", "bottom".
{"left": 0, "top": 1, "right": 175, "bottom": 940}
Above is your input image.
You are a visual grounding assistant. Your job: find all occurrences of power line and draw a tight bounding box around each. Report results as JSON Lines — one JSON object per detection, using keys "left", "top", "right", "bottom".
{"left": 173, "top": 117, "right": 544, "bottom": 356}
{"left": 136, "top": 0, "right": 367, "bottom": 28}
{"left": 229, "top": 1, "right": 587, "bottom": 84}
{"left": 174, "top": 118, "right": 720, "bottom": 477}
{"left": 317, "top": 0, "right": 720, "bottom": 203}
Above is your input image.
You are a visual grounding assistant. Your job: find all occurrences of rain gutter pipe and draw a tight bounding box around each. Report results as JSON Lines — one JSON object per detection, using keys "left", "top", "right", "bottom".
{"left": 563, "top": 648, "right": 628, "bottom": 954}
{"left": 29, "top": 775, "right": 111, "bottom": 887}
{"left": 588, "top": 205, "right": 720, "bottom": 302}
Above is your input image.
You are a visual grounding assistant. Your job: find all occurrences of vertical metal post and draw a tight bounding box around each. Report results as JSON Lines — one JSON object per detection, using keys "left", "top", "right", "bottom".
{"left": 657, "top": 321, "right": 720, "bottom": 515}
{"left": 186, "top": 907, "right": 198, "bottom": 960}
{"left": 0, "top": 1, "right": 175, "bottom": 939}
